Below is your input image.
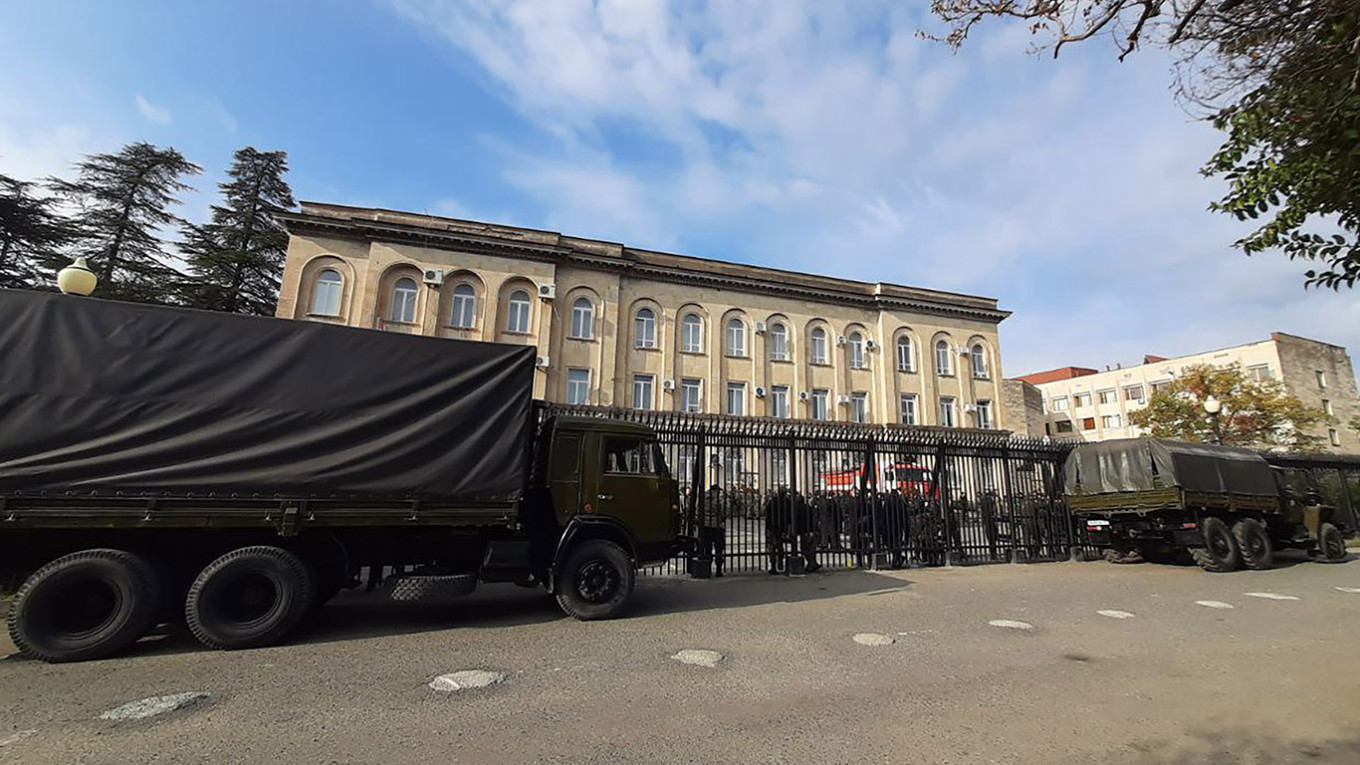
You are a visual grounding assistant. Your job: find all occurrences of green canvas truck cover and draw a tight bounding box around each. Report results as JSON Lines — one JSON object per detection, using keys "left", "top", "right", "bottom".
{"left": 1064, "top": 438, "right": 1277, "bottom": 497}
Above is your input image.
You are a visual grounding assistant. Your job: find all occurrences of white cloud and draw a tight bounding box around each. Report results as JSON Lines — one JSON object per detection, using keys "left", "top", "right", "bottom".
{"left": 135, "top": 94, "right": 171, "bottom": 124}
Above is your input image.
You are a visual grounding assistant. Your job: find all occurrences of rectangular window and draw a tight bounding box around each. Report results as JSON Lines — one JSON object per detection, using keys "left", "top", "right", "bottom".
{"left": 768, "top": 327, "right": 789, "bottom": 361}
{"left": 604, "top": 437, "right": 656, "bottom": 474}
{"left": 899, "top": 394, "right": 918, "bottom": 426}
{"left": 1330, "top": 428, "right": 1341, "bottom": 446}
{"left": 1247, "top": 364, "right": 1272, "bottom": 382}
{"left": 1123, "top": 385, "right": 1144, "bottom": 402}
{"left": 1081, "top": 417, "right": 1096, "bottom": 431}
{"left": 1322, "top": 399, "right": 1333, "bottom": 416}
{"left": 1149, "top": 380, "right": 1171, "bottom": 394}
{"left": 681, "top": 316, "right": 702, "bottom": 353}
{"left": 726, "top": 322, "right": 746, "bottom": 357}
{"left": 1051, "top": 396, "right": 1069, "bottom": 412}
{"left": 1097, "top": 389, "right": 1116, "bottom": 405}
{"left": 726, "top": 382, "right": 746, "bottom": 416}
{"left": 975, "top": 400, "right": 993, "bottom": 429}
{"left": 1073, "top": 393, "right": 1091, "bottom": 408}
{"left": 635, "top": 312, "right": 657, "bottom": 349}
{"left": 632, "top": 374, "right": 654, "bottom": 410}
{"left": 680, "top": 378, "right": 702, "bottom": 413}
{"left": 850, "top": 392, "right": 868, "bottom": 424}
{"left": 1101, "top": 413, "right": 1122, "bottom": 428}
{"left": 1316, "top": 370, "right": 1327, "bottom": 389}
{"left": 570, "top": 301, "right": 593, "bottom": 339}
{"left": 896, "top": 339, "right": 914, "bottom": 372}
{"left": 939, "top": 397, "right": 956, "bottom": 428}
{"left": 566, "top": 369, "right": 590, "bottom": 406}
{"left": 810, "top": 333, "right": 828, "bottom": 365}
{"left": 771, "top": 385, "right": 790, "bottom": 419}
{"left": 1055, "top": 420, "right": 1074, "bottom": 434}
{"left": 811, "top": 389, "right": 830, "bottom": 421}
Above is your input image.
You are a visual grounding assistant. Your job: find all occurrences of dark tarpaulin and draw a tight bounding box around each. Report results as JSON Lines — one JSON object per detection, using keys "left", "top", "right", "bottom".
{"left": 1064, "top": 438, "right": 1277, "bottom": 497}
{"left": 0, "top": 290, "right": 535, "bottom": 500}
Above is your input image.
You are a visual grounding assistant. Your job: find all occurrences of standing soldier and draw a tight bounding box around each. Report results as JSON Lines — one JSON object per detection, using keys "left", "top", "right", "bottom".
{"left": 763, "top": 487, "right": 791, "bottom": 575}
{"left": 697, "top": 484, "right": 728, "bottom": 577}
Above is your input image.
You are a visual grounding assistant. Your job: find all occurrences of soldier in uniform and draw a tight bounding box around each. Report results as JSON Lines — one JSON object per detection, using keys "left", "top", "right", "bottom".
{"left": 697, "top": 484, "right": 727, "bottom": 577}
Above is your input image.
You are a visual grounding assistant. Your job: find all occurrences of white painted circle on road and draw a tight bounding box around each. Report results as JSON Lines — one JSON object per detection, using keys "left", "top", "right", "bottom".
{"left": 1334, "top": 587, "right": 1360, "bottom": 594}
{"left": 1244, "top": 592, "right": 1300, "bottom": 601}
{"left": 988, "top": 620, "right": 1034, "bottom": 630}
{"left": 671, "top": 649, "right": 724, "bottom": 667}
{"left": 852, "top": 633, "right": 895, "bottom": 646}
{"left": 99, "top": 692, "right": 209, "bottom": 721}
{"left": 1195, "top": 600, "right": 1234, "bottom": 609}
{"left": 1097, "top": 610, "right": 1136, "bottom": 619}
{"left": 429, "top": 670, "right": 506, "bottom": 692}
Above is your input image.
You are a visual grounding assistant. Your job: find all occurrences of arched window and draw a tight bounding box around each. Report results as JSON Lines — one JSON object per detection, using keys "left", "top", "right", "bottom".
{"left": 768, "top": 322, "right": 788, "bottom": 360}
{"left": 970, "top": 343, "right": 989, "bottom": 379}
{"left": 570, "top": 297, "right": 594, "bottom": 339}
{"left": 896, "top": 335, "right": 914, "bottom": 372}
{"left": 681, "top": 313, "right": 703, "bottom": 353}
{"left": 935, "top": 339, "right": 953, "bottom": 376}
{"left": 391, "top": 277, "right": 419, "bottom": 323}
{"left": 506, "top": 289, "right": 532, "bottom": 333}
{"left": 450, "top": 283, "right": 476, "bottom": 328}
{"left": 635, "top": 308, "right": 657, "bottom": 348}
{"left": 726, "top": 318, "right": 746, "bottom": 357}
{"left": 848, "top": 331, "right": 866, "bottom": 369}
{"left": 312, "top": 269, "right": 342, "bottom": 317}
{"left": 809, "top": 327, "right": 828, "bottom": 364}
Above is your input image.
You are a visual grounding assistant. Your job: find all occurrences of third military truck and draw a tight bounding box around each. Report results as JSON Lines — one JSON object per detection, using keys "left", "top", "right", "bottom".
{"left": 0, "top": 290, "right": 685, "bottom": 663}
{"left": 1066, "top": 438, "right": 1348, "bottom": 572}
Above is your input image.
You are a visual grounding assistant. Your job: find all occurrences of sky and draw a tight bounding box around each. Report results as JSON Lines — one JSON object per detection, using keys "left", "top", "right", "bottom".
{"left": 1, "top": 0, "right": 1356, "bottom": 377}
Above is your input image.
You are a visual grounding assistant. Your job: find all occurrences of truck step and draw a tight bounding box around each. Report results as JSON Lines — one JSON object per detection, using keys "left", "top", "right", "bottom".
{"left": 388, "top": 574, "right": 478, "bottom": 602}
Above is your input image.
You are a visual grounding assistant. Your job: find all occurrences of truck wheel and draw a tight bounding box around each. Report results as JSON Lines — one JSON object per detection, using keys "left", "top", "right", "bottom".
{"left": 1191, "top": 517, "right": 1241, "bottom": 573}
{"left": 185, "top": 546, "right": 314, "bottom": 650}
{"left": 555, "top": 540, "right": 635, "bottom": 621}
{"left": 1232, "top": 519, "right": 1273, "bottom": 570}
{"left": 1317, "top": 523, "right": 1347, "bottom": 562}
{"left": 7, "top": 549, "right": 161, "bottom": 663}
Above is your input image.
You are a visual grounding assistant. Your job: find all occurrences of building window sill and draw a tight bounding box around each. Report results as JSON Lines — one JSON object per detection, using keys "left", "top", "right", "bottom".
{"left": 769, "top": 356, "right": 792, "bottom": 364}
{"left": 725, "top": 353, "right": 749, "bottom": 360}
{"left": 810, "top": 361, "right": 832, "bottom": 368}
{"left": 937, "top": 373, "right": 956, "bottom": 378}
{"left": 567, "top": 335, "right": 596, "bottom": 342}
{"left": 308, "top": 312, "right": 342, "bottom": 320}
{"left": 503, "top": 330, "right": 534, "bottom": 337}
{"left": 635, "top": 345, "right": 660, "bottom": 352}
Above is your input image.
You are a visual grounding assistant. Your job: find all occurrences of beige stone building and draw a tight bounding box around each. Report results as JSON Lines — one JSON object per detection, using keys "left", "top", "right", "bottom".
{"left": 1012, "top": 333, "right": 1360, "bottom": 452}
{"left": 274, "top": 203, "right": 1012, "bottom": 430}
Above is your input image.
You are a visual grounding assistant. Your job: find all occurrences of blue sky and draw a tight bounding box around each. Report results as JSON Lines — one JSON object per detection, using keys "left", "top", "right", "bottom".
{"left": 2, "top": 0, "right": 1356, "bottom": 376}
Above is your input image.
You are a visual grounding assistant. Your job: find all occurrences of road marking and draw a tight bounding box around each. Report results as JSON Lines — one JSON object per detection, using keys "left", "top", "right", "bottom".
{"left": 0, "top": 730, "right": 37, "bottom": 748}
{"left": 1244, "top": 592, "right": 1300, "bottom": 601}
{"left": 428, "top": 670, "right": 506, "bottom": 692}
{"left": 1195, "top": 600, "right": 1234, "bottom": 609}
{"left": 1097, "top": 610, "right": 1136, "bottom": 619}
{"left": 988, "top": 620, "right": 1034, "bottom": 630}
{"left": 99, "top": 693, "right": 209, "bottom": 721}
{"left": 671, "top": 649, "right": 724, "bottom": 667}
{"left": 1335, "top": 587, "right": 1360, "bottom": 594}
{"left": 852, "top": 633, "right": 894, "bottom": 646}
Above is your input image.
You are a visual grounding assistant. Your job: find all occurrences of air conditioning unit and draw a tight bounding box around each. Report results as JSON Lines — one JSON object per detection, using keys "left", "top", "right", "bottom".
{"left": 836, "top": 335, "right": 848, "bottom": 346}
{"left": 535, "top": 356, "right": 550, "bottom": 369}
{"left": 662, "top": 379, "right": 676, "bottom": 391}
{"left": 836, "top": 394, "right": 849, "bottom": 405}
{"left": 957, "top": 347, "right": 968, "bottom": 356}
{"left": 755, "top": 386, "right": 767, "bottom": 398}
{"left": 964, "top": 403, "right": 978, "bottom": 413}
{"left": 865, "top": 339, "right": 878, "bottom": 351}
{"left": 537, "top": 283, "right": 556, "bottom": 300}
{"left": 422, "top": 268, "right": 445, "bottom": 286}
{"left": 754, "top": 321, "right": 767, "bottom": 334}
{"left": 798, "top": 391, "right": 810, "bottom": 402}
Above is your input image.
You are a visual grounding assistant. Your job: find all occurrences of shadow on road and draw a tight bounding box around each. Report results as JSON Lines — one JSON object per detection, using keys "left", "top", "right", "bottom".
{"left": 1125, "top": 726, "right": 1360, "bottom": 765}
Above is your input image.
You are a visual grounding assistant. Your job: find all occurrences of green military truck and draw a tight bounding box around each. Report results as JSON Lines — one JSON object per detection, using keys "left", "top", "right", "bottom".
{"left": 1066, "top": 438, "right": 1348, "bottom": 572}
{"left": 0, "top": 290, "right": 685, "bottom": 663}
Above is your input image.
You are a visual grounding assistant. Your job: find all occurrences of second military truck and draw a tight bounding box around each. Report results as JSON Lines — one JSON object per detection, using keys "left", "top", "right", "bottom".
{"left": 1066, "top": 438, "right": 1348, "bottom": 572}
{"left": 0, "top": 290, "right": 685, "bottom": 662}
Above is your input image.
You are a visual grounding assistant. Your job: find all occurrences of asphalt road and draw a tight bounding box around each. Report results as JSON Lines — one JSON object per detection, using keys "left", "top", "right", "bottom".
{"left": 3, "top": 555, "right": 1360, "bottom": 764}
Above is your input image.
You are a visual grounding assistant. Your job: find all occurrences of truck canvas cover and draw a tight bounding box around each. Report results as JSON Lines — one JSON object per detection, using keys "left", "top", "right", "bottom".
{"left": 1064, "top": 438, "right": 1277, "bottom": 497}
{"left": 0, "top": 290, "right": 535, "bottom": 500}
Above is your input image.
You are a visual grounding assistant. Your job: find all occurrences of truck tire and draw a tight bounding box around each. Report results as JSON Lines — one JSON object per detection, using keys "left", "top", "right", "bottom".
{"left": 1232, "top": 518, "right": 1273, "bottom": 570}
{"left": 7, "top": 549, "right": 161, "bottom": 663}
{"left": 185, "top": 546, "right": 314, "bottom": 651}
{"left": 555, "top": 540, "right": 635, "bottom": 621}
{"left": 1191, "top": 517, "right": 1241, "bottom": 573}
{"left": 1317, "top": 523, "right": 1347, "bottom": 562}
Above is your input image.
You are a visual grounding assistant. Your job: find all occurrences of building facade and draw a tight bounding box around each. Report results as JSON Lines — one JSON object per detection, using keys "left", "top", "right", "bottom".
{"left": 275, "top": 203, "right": 1012, "bottom": 430}
{"left": 1013, "top": 333, "right": 1360, "bottom": 452}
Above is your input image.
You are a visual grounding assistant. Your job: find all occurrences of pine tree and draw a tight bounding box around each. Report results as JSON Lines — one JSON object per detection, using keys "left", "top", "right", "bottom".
{"left": 48, "top": 142, "right": 201, "bottom": 303}
{"left": 0, "top": 173, "right": 74, "bottom": 289}
{"left": 181, "top": 148, "right": 295, "bottom": 315}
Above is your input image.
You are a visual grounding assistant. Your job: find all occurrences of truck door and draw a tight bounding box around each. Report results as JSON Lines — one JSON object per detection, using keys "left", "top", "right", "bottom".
{"left": 595, "top": 435, "right": 674, "bottom": 548}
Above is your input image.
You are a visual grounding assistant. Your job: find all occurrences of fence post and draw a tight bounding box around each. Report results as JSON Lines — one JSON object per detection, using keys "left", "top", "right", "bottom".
{"left": 866, "top": 437, "right": 880, "bottom": 571}
{"left": 1000, "top": 446, "right": 1018, "bottom": 564}
{"left": 938, "top": 442, "right": 958, "bottom": 567}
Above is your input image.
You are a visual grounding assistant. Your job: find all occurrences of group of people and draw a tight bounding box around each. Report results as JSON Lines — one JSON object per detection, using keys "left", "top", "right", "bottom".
{"left": 689, "top": 484, "right": 1069, "bottom": 575}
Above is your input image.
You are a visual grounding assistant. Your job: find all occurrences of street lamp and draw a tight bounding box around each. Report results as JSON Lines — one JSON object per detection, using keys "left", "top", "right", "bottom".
{"left": 1203, "top": 395, "right": 1223, "bottom": 445}
{"left": 56, "top": 258, "right": 98, "bottom": 296}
